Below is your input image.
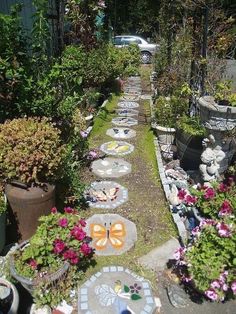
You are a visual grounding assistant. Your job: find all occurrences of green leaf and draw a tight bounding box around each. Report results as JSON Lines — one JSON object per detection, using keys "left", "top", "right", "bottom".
{"left": 124, "top": 285, "right": 130, "bottom": 293}
{"left": 131, "top": 293, "right": 142, "bottom": 300}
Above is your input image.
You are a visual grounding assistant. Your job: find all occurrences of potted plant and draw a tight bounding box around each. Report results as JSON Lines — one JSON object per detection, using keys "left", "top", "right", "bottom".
{"left": 0, "top": 117, "right": 68, "bottom": 241}
{"left": 0, "top": 188, "right": 7, "bottom": 253}
{"left": 0, "top": 277, "right": 19, "bottom": 313}
{"left": 9, "top": 207, "right": 93, "bottom": 306}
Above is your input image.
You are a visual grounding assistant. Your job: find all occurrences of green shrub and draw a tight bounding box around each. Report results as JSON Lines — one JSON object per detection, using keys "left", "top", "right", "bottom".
{"left": 176, "top": 115, "right": 206, "bottom": 137}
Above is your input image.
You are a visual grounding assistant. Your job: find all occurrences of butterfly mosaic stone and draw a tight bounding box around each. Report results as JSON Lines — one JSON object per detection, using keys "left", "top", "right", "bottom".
{"left": 120, "top": 95, "right": 140, "bottom": 102}
{"left": 84, "top": 181, "right": 128, "bottom": 209}
{"left": 78, "top": 266, "right": 157, "bottom": 314}
{"left": 118, "top": 101, "right": 139, "bottom": 109}
{"left": 116, "top": 108, "right": 139, "bottom": 117}
{"left": 100, "top": 141, "right": 134, "bottom": 156}
{"left": 106, "top": 127, "right": 136, "bottom": 140}
{"left": 112, "top": 117, "right": 138, "bottom": 127}
{"left": 91, "top": 158, "right": 132, "bottom": 178}
{"left": 85, "top": 214, "right": 137, "bottom": 255}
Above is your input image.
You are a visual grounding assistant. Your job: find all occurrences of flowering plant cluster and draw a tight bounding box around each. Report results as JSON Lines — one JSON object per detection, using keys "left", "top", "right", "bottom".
{"left": 14, "top": 207, "right": 93, "bottom": 279}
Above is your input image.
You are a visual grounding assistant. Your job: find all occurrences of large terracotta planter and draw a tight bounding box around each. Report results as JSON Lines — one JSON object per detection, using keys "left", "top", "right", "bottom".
{"left": 5, "top": 183, "right": 55, "bottom": 242}
{"left": 198, "top": 96, "right": 236, "bottom": 172}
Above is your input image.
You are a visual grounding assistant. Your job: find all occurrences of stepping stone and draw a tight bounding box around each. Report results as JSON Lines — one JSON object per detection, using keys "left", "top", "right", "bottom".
{"left": 84, "top": 181, "right": 128, "bottom": 209}
{"left": 100, "top": 141, "right": 134, "bottom": 156}
{"left": 91, "top": 157, "right": 131, "bottom": 178}
{"left": 120, "top": 95, "right": 140, "bottom": 102}
{"left": 78, "top": 266, "right": 157, "bottom": 314}
{"left": 106, "top": 127, "right": 136, "bottom": 139}
{"left": 116, "top": 108, "right": 139, "bottom": 117}
{"left": 85, "top": 214, "right": 137, "bottom": 255}
{"left": 118, "top": 101, "right": 139, "bottom": 109}
{"left": 112, "top": 117, "right": 138, "bottom": 127}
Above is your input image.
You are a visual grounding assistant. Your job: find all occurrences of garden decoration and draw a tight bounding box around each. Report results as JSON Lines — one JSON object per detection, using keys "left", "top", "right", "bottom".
{"left": 78, "top": 266, "right": 156, "bottom": 313}
{"left": 85, "top": 214, "right": 137, "bottom": 255}
{"left": 120, "top": 95, "right": 139, "bottom": 102}
{"left": 91, "top": 158, "right": 131, "bottom": 178}
{"left": 9, "top": 207, "right": 93, "bottom": 295}
{"left": 199, "top": 135, "right": 225, "bottom": 183}
{"left": 106, "top": 127, "right": 136, "bottom": 139}
{"left": 84, "top": 181, "right": 128, "bottom": 209}
{"left": 100, "top": 141, "right": 134, "bottom": 156}
{"left": 112, "top": 117, "right": 138, "bottom": 127}
{"left": 118, "top": 101, "right": 139, "bottom": 109}
{"left": 116, "top": 108, "right": 139, "bottom": 117}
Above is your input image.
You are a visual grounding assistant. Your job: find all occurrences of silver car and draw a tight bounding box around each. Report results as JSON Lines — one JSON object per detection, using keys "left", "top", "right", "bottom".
{"left": 113, "top": 35, "right": 159, "bottom": 64}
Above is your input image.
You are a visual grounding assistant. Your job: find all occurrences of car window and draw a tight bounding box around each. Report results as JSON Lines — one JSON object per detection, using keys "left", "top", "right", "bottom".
{"left": 113, "top": 37, "right": 122, "bottom": 45}
{"left": 122, "top": 37, "right": 141, "bottom": 45}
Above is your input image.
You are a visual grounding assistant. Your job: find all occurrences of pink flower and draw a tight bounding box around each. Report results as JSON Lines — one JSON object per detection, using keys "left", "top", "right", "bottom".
{"left": 63, "top": 249, "right": 77, "bottom": 260}
{"left": 64, "top": 207, "right": 74, "bottom": 214}
{"left": 216, "top": 222, "right": 231, "bottom": 237}
{"left": 173, "top": 247, "right": 185, "bottom": 260}
{"left": 222, "top": 283, "right": 228, "bottom": 291}
{"left": 53, "top": 239, "right": 66, "bottom": 254}
{"left": 205, "top": 288, "right": 218, "bottom": 301}
{"left": 58, "top": 217, "right": 68, "bottom": 228}
{"left": 231, "top": 281, "right": 236, "bottom": 294}
{"left": 200, "top": 219, "right": 216, "bottom": 227}
{"left": 185, "top": 194, "right": 197, "bottom": 205}
{"left": 218, "top": 183, "right": 228, "bottom": 193}
{"left": 219, "top": 200, "right": 232, "bottom": 217}
{"left": 70, "top": 257, "right": 79, "bottom": 264}
{"left": 182, "top": 275, "right": 192, "bottom": 283}
{"left": 211, "top": 280, "right": 221, "bottom": 289}
{"left": 227, "top": 176, "right": 235, "bottom": 186}
{"left": 98, "top": 0, "right": 106, "bottom": 8}
{"left": 51, "top": 207, "right": 57, "bottom": 214}
{"left": 79, "top": 219, "right": 86, "bottom": 227}
{"left": 87, "top": 150, "right": 99, "bottom": 160}
{"left": 81, "top": 243, "right": 92, "bottom": 256}
{"left": 80, "top": 130, "right": 89, "bottom": 138}
{"left": 29, "top": 259, "right": 38, "bottom": 269}
{"left": 204, "top": 188, "right": 216, "bottom": 200}
{"left": 71, "top": 226, "right": 86, "bottom": 241}
{"left": 191, "top": 226, "right": 200, "bottom": 236}
{"left": 177, "top": 189, "right": 187, "bottom": 200}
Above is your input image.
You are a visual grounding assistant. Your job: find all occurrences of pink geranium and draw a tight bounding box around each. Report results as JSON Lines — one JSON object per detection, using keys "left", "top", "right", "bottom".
{"left": 64, "top": 207, "right": 74, "bottom": 214}
{"left": 216, "top": 222, "right": 231, "bottom": 237}
{"left": 53, "top": 239, "right": 66, "bottom": 254}
{"left": 58, "top": 217, "right": 68, "bottom": 228}
{"left": 185, "top": 194, "right": 197, "bottom": 205}
{"left": 218, "top": 200, "right": 232, "bottom": 217}
{"left": 71, "top": 226, "right": 86, "bottom": 241}
{"left": 204, "top": 188, "right": 216, "bottom": 200}
{"left": 218, "top": 183, "right": 228, "bottom": 193}
{"left": 177, "top": 189, "right": 187, "bottom": 200}
{"left": 51, "top": 207, "right": 57, "bottom": 214}
{"left": 205, "top": 288, "right": 218, "bottom": 301}
{"left": 79, "top": 219, "right": 86, "bottom": 227}
{"left": 211, "top": 280, "right": 221, "bottom": 289}
{"left": 81, "top": 243, "right": 92, "bottom": 256}
{"left": 231, "top": 281, "right": 236, "bottom": 294}
{"left": 173, "top": 247, "right": 185, "bottom": 260}
{"left": 29, "top": 259, "right": 38, "bottom": 269}
{"left": 199, "top": 219, "right": 216, "bottom": 228}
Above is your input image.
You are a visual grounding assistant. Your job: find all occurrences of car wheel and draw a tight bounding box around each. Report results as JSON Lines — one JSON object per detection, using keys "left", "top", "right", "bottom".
{"left": 141, "top": 52, "right": 152, "bottom": 64}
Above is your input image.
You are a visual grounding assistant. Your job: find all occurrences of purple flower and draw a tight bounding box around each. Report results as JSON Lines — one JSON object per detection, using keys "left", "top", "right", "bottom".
{"left": 129, "top": 283, "right": 142, "bottom": 294}
{"left": 80, "top": 130, "right": 89, "bottom": 138}
{"left": 58, "top": 218, "right": 68, "bottom": 228}
{"left": 191, "top": 226, "right": 200, "bottom": 236}
{"left": 87, "top": 150, "right": 99, "bottom": 160}
{"left": 231, "top": 281, "right": 236, "bottom": 295}
{"left": 200, "top": 219, "right": 216, "bottom": 228}
{"left": 204, "top": 188, "right": 216, "bottom": 200}
{"left": 211, "top": 280, "right": 221, "bottom": 289}
{"left": 53, "top": 239, "right": 66, "bottom": 254}
{"left": 205, "top": 288, "right": 218, "bottom": 301}
{"left": 218, "top": 183, "right": 228, "bottom": 193}
{"left": 173, "top": 247, "right": 185, "bottom": 260}
{"left": 98, "top": 0, "right": 106, "bottom": 8}
{"left": 222, "top": 283, "right": 228, "bottom": 291}
{"left": 218, "top": 200, "right": 232, "bottom": 217}
{"left": 216, "top": 222, "right": 231, "bottom": 237}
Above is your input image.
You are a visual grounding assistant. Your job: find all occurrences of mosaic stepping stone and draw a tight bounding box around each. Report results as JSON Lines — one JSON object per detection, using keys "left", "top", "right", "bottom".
{"left": 106, "top": 127, "right": 136, "bottom": 140}
{"left": 120, "top": 95, "right": 140, "bottom": 102}
{"left": 84, "top": 181, "right": 128, "bottom": 209}
{"left": 116, "top": 108, "right": 139, "bottom": 117}
{"left": 118, "top": 101, "right": 139, "bottom": 109}
{"left": 78, "top": 266, "right": 157, "bottom": 314}
{"left": 112, "top": 117, "right": 138, "bottom": 127}
{"left": 91, "top": 158, "right": 131, "bottom": 178}
{"left": 100, "top": 141, "right": 134, "bottom": 156}
{"left": 85, "top": 214, "right": 137, "bottom": 255}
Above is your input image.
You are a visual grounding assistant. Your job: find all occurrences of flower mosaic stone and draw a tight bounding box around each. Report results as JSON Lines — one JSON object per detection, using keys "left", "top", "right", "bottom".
{"left": 91, "top": 158, "right": 132, "bottom": 178}
{"left": 106, "top": 127, "right": 136, "bottom": 140}
{"left": 85, "top": 214, "right": 137, "bottom": 255}
{"left": 84, "top": 181, "right": 128, "bottom": 209}
{"left": 116, "top": 108, "right": 139, "bottom": 117}
{"left": 100, "top": 141, "right": 134, "bottom": 156}
{"left": 78, "top": 266, "right": 156, "bottom": 314}
{"left": 118, "top": 101, "right": 139, "bottom": 109}
{"left": 112, "top": 117, "right": 138, "bottom": 127}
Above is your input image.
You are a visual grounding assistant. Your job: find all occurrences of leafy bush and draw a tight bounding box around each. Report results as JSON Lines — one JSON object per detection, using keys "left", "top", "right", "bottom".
{"left": 0, "top": 117, "right": 67, "bottom": 185}
{"left": 176, "top": 115, "right": 206, "bottom": 137}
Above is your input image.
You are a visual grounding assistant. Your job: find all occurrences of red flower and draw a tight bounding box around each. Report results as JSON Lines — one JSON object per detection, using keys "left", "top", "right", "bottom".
{"left": 204, "top": 188, "right": 216, "bottom": 200}
{"left": 29, "top": 259, "right": 38, "bottom": 269}
{"left": 177, "top": 189, "right": 187, "bottom": 200}
{"left": 51, "top": 207, "right": 57, "bottom": 214}
{"left": 79, "top": 219, "right": 86, "bottom": 227}
{"left": 64, "top": 207, "right": 74, "bottom": 214}
{"left": 58, "top": 218, "right": 68, "bottom": 228}
{"left": 53, "top": 239, "right": 66, "bottom": 254}
{"left": 219, "top": 200, "right": 232, "bottom": 217}
{"left": 185, "top": 195, "right": 197, "bottom": 205}
{"left": 71, "top": 226, "right": 86, "bottom": 241}
{"left": 218, "top": 183, "right": 228, "bottom": 193}
{"left": 80, "top": 243, "right": 92, "bottom": 256}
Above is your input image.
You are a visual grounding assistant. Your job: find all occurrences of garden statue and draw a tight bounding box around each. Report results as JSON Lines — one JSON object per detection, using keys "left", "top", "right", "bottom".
{"left": 199, "top": 134, "right": 225, "bottom": 183}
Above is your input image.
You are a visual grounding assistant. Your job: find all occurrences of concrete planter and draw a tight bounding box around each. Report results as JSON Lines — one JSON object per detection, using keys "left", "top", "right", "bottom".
{"left": 0, "top": 212, "right": 6, "bottom": 254}
{"left": 198, "top": 96, "right": 236, "bottom": 172}
{"left": 0, "top": 278, "right": 19, "bottom": 314}
{"left": 153, "top": 124, "right": 176, "bottom": 145}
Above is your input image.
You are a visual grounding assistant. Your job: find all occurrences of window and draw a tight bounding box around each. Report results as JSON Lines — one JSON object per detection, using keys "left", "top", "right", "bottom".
{"left": 113, "top": 37, "right": 122, "bottom": 45}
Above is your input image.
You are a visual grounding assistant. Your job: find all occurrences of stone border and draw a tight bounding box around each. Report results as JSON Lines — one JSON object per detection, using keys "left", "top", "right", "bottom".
{"left": 149, "top": 98, "right": 187, "bottom": 243}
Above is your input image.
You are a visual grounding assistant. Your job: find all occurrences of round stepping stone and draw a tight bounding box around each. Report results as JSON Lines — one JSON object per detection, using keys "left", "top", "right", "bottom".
{"left": 116, "top": 108, "right": 139, "bottom": 117}
{"left": 100, "top": 141, "right": 134, "bottom": 156}
{"left": 78, "top": 266, "right": 157, "bottom": 314}
{"left": 85, "top": 214, "right": 137, "bottom": 255}
{"left": 106, "top": 127, "right": 136, "bottom": 140}
{"left": 118, "top": 101, "right": 139, "bottom": 109}
{"left": 84, "top": 181, "right": 128, "bottom": 209}
{"left": 91, "top": 158, "right": 131, "bottom": 178}
{"left": 112, "top": 117, "right": 138, "bottom": 127}
{"left": 120, "top": 95, "right": 139, "bottom": 101}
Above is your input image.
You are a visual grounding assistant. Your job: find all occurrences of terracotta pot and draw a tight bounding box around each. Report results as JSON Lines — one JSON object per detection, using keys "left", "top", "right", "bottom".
{"left": 5, "top": 183, "right": 55, "bottom": 242}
